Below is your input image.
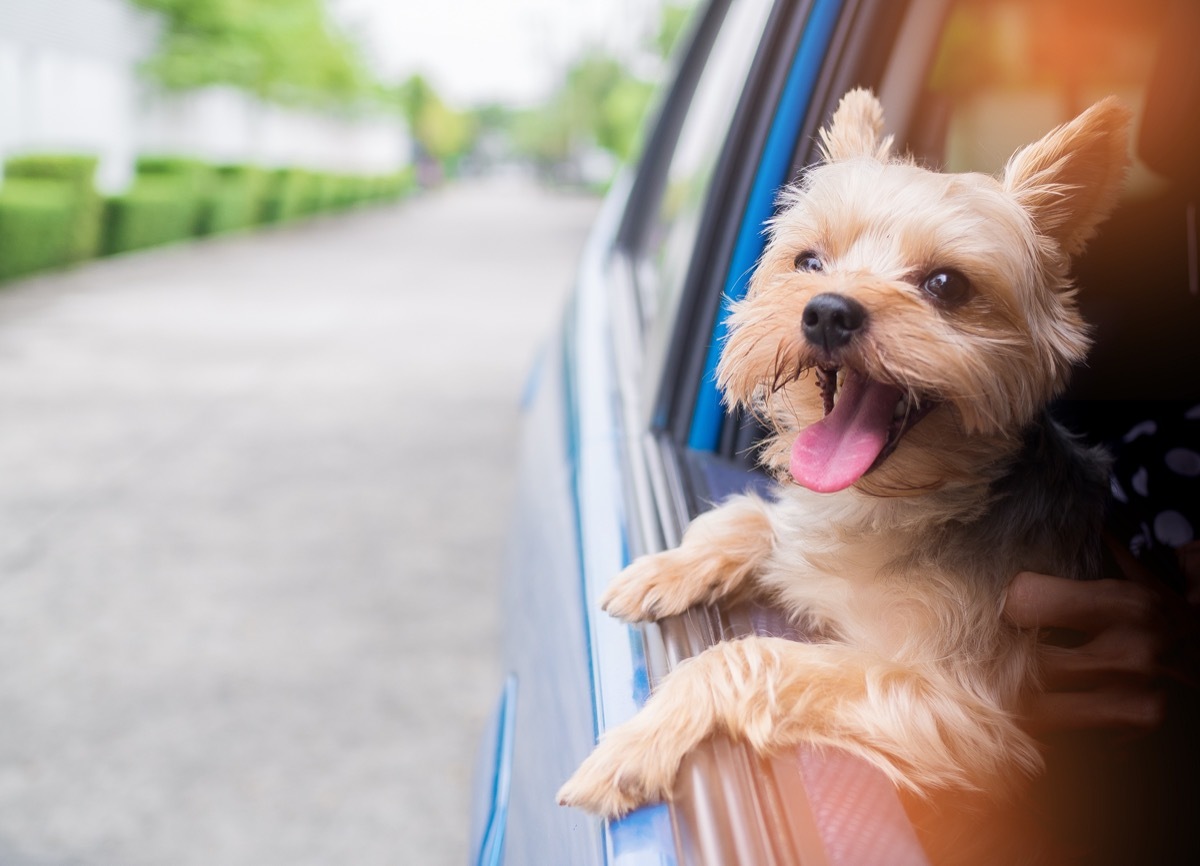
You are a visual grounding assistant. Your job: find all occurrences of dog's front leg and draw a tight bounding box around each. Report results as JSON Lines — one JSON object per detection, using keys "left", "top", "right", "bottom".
{"left": 601, "top": 493, "right": 775, "bottom": 622}
{"left": 558, "top": 634, "right": 1039, "bottom": 818}
{"left": 558, "top": 634, "right": 871, "bottom": 817}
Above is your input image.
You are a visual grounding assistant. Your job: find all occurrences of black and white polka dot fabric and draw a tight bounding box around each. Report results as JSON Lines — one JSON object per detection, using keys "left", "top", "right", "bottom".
{"left": 1107, "top": 403, "right": 1200, "bottom": 590}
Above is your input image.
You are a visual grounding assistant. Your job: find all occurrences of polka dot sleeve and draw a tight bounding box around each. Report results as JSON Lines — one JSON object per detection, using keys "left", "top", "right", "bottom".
{"left": 1107, "top": 403, "right": 1200, "bottom": 590}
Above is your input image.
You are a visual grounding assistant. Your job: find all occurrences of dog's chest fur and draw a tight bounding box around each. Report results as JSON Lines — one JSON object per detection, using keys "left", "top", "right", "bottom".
{"left": 757, "top": 413, "right": 1111, "bottom": 662}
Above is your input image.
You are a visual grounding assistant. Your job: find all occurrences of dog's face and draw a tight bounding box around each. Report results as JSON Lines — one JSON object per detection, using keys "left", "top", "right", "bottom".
{"left": 718, "top": 90, "right": 1131, "bottom": 496}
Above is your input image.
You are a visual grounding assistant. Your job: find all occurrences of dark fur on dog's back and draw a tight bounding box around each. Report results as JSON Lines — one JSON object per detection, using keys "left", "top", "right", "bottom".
{"left": 921, "top": 415, "right": 1112, "bottom": 587}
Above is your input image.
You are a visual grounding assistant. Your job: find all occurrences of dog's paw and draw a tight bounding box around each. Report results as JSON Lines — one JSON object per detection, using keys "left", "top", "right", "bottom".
{"left": 601, "top": 552, "right": 696, "bottom": 622}
{"left": 556, "top": 737, "right": 673, "bottom": 818}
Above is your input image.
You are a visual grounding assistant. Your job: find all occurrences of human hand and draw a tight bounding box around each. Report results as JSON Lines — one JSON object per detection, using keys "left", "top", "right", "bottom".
{"left": 1004, "top": 541, "right": 1200, "bottom": 736}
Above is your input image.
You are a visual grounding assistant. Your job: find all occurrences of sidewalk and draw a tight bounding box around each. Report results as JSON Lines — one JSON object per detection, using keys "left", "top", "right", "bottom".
{"left": 0, "top": 178, "right": 600, "bottom": 866}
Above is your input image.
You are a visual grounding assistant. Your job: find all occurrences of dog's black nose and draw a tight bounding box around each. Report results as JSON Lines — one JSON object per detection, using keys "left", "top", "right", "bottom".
{"left": 802, "top": 293, "right": 866, "bottom": 352}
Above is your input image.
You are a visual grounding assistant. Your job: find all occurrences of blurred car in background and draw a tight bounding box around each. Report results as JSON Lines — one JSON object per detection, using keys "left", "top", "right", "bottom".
{"left": 470, "top": 0, "right": 1200, "bottom": 863}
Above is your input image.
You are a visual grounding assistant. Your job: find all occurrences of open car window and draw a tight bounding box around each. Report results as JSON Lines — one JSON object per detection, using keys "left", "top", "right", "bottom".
{"left": 634, "top": 0, "right": 776, "bottom": 408}
{"left": 906, "top": 0, "right": 1198, "bottom": 401}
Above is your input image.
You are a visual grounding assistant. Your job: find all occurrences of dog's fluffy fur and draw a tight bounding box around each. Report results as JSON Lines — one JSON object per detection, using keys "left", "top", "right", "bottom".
{"left": 558, "top": 90, "right": 1131, "bottom": 833}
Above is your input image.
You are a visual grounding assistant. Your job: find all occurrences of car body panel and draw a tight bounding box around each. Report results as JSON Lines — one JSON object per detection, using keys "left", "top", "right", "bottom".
{"left": 688, "top": 0, "right": 843, "bottom": 451}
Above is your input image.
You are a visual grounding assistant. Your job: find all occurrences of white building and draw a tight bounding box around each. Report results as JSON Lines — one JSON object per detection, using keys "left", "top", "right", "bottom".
{"left": 0, "top": 0, "right": 412, "bottom": 192}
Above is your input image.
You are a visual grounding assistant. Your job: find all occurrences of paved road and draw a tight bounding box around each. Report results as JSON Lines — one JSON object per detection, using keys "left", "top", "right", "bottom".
{"left": 0, "top": 178, "right": 600, "bottom": 866}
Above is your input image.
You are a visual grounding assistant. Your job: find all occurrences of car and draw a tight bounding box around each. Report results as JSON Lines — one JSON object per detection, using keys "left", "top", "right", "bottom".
{"left": 470, "top": 0, "right": 1199, "bottom": 863}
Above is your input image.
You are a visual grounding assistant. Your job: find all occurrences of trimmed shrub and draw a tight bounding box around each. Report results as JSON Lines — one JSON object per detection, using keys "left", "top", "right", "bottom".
{"left": 103, "top": 177, "right": 198, "bottom": 255}
{"left": 332, "top": 174, "right": 357, "bottom": 210}
{"left": 4, "top": 154, "right": 103, "bottom": 262}
{"left": 260, "top": 169, "right": 298, "bottom": 223}
{"left": 293, "top": 170, "right": 322, "bottom": 217}
{"left": 1, "top": 151, "right": 416, "bottom": 270}
{"left": 376, "top": 167, "right": 416, "bottom": 202}
{"left": 196, "top": 165, "right": 265, "bottom": 235}
{"left": 0, "top": 178, "right": 75, "bottom": 280}
{"left": 311, "top": 172, "right": 337, "bottom": 213}
{"left": 135, "top": 156, "right": 211, "bottom": 232}
{"left": 136, "top": 156, "right": 211, "bottom": 193}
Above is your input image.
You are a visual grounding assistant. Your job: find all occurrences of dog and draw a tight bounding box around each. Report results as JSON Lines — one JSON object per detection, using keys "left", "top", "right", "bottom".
{"left": 556, "top": 89, "right": 1132, "bottom": 834}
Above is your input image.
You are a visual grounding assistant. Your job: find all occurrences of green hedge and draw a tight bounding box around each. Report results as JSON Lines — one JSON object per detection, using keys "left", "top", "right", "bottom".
{"left": 103, "top": 177, "right": 199, "bottom": 255}
{"left": 316, "top": 173, "right": 341, "bottom": 213}
{"left": 196, "top": 165, "right": 265, "bottom": 236}
{"left": 0, "top": 178, "right": 76, "bottom": 280}
{"left": 370, "top": 167, "right": 415, "bottom": 202}
{"left": 134, "top": 157, "right": 210, "bottom": 233}
{"left": 0, "top": 151, "right": 415, "bottom": 278}
{"left": 259, "top": 168, "right": 304, "bottom": 224}
{"left": 3, "top": 154, "right": 103, "bottom": 262}
{"left": 294, "top": 170, "right": 323, "bottom": 217}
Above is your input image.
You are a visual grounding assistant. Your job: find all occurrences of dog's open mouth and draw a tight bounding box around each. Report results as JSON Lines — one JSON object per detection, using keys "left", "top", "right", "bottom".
{"left": 789, "top": 366, "right": 935, "bottom": 492}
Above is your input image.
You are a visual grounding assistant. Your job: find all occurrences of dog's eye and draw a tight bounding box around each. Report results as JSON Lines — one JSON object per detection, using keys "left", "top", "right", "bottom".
{"left": 921, "top": 269, "right": 970, "bottom": 304}
{"left": 794, "top": 252, "right": 823, "bottom": 273}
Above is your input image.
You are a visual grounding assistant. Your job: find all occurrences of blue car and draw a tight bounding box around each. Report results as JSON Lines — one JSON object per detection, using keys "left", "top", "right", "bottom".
{"left": 472, "top": 0, "right": 1199, "bottom": 863}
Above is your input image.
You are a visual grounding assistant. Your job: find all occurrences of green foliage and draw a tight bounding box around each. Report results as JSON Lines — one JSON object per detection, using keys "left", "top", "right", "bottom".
{"left": 292, "top": 170, "right": 323, "bottom": 216}
{"left": 256, "top": 166, "right": 413, "bottom": 222}
{"left": 0, "top": 146, "right": 412, "bottom": 274}
{"left": 596, "top": 76, "right": 655, "bottom": 161}
{"left": 508, "top": 105, "right": 572, "bottom": 165}
{"left": 393, "top": 75, "right": 478, "bottom": 169}
{"left": 4, "top": 154, "right": 103, "bottom": 262}
{"left": 508, "top": 52, "right": 654, "bottom": 170}
{"left": 103, "top": 177, "right": 199, "bottom": 255}
{"left": 259, "top": 168, "right": 306, "bottom": 223}
{"left": 136, "top": 156, "right": 213, "bottom": 191}
{"left": 129, "top": 0, "right": 373, "bottom": 106}
{"left": 378, "top": 166, "right": 416, "bottom": 201}
{"left": 653, "top": 3, "right": 694, "bottom": 60}
{"left": 196, "top": 165, "right": 266, "bottom": 235}
{"left": 0, "top": 179, "right": 76, "bottom": 280}
{"left": 135, "top": 155, "right": 212, "bottom": 230}
{"left": 503, "top": 2, "right": 699, "bottom": 176}
{"left": 314, "top": 172, "right": 340, "bottom": 212}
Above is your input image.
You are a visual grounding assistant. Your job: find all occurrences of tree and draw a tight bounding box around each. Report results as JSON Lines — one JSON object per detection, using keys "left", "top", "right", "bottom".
{"left": 129, "top": 0, "right": 373, "bottom": 106}
{"left": 656, "top": 3, "right": 694, "bottom": 58}
{"left": 393, "top": 75, "right": 478, "bottom": 171}
{"left": 505, "top": 2, "right": 697, "bottom": 174}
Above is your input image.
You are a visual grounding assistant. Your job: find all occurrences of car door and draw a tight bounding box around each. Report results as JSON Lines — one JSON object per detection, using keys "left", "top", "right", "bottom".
{"left": 562, "top": 1, "right": 937, "bottom": 864}
{"left": 628, "top": 0, "right": 1199, "bottom": 863}
{"left": 474, "top": 4, "right": 798, "bottom": 863}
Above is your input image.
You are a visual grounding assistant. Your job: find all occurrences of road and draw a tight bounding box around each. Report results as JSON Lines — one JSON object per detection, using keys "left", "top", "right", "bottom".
{"left": 0, "top": 178, "right": 601, "bottom": 866}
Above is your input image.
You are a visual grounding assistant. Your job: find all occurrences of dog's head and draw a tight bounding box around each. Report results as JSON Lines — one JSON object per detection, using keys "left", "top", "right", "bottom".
{"left": 717, "top": 89, "right": 1131, "bottom": 496}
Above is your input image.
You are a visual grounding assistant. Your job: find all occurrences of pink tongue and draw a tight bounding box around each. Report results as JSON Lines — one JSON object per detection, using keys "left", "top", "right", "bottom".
{"left": 790, "top": 372, "right": 901, "bottom": 492}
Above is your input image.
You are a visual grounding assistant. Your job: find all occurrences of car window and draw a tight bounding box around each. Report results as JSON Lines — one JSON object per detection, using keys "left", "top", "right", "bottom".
{"left": 636, "top": 0, "right": 776, "bottom": 384}
{"left": 912, "top": 0, "right": 1168, "bottom": 197}
{"left": 906, "top": 0, "right": 1198, "bottom": 402}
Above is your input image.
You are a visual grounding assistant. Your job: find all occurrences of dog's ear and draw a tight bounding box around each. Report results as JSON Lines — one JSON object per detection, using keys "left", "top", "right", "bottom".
{"left": 818, "top": 88, "right": 893, "bottom": 162}
{"left": 1003, "top": 97, "right": 1133, "bottom": 257}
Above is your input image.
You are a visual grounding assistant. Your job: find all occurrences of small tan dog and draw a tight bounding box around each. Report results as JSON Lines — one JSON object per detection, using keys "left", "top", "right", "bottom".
{"left": 558, "top": 90, "right": 1131, "bottom": 824}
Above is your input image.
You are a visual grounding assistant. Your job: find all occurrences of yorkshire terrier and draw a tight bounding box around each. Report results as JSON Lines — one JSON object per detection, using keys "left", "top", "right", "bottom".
{"left": 557, "top": 89, "right": 1132, "bottom": 835}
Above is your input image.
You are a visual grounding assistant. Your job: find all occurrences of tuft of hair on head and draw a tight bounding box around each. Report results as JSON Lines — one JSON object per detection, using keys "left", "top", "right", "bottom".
{"left": 817, "top": 88, "right": 895, "bottom": 163}
{"left": 1002, "top": 96, "right": 1133, "bottom": 258}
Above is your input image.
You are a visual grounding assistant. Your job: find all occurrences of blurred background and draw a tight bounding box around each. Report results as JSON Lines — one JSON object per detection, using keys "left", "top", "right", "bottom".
{"left": 0, "top": 1, "right": 691, "bottom": 864}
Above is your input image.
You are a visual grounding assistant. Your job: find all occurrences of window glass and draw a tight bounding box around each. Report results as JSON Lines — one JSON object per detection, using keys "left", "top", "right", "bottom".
{"left": 636, "top": 0, "right": 775, "bottom": 343}
{"left": 913, "top": 0, "right": 1169, "bottom": 198}
{"left": 909, "top": 0, "right": 1198, "bottom": 403}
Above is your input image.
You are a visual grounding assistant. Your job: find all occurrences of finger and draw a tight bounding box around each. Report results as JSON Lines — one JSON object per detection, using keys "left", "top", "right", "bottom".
{"left": 1024, "top": 687, "right": 1168, "bottom": 736}
{"left": 1036, "top": 627, "right": 1168, "bottom": 690}
{"left": 1005, "top": 572, "right": 1156, "bottom": 634}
